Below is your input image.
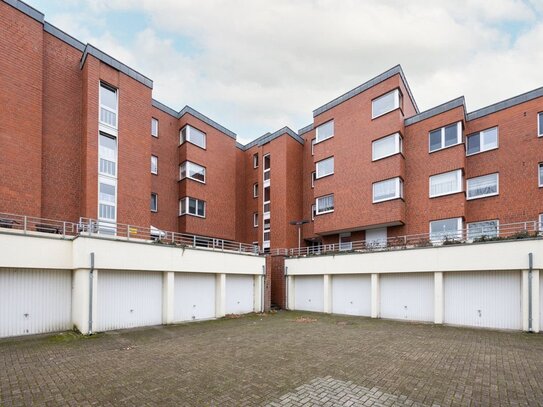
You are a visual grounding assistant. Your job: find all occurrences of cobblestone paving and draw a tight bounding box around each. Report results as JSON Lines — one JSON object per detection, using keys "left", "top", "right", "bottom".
{"left": 1, "top": 311, "right": 543, "bottom": 406}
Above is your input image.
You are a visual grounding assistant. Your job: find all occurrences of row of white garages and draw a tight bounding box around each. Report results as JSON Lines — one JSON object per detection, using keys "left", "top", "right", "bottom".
{"left": 0, "top": 269, "right": 257, "bottom": 338}
{"left": 293, "top": 271, "right": 531, "bottom": 330}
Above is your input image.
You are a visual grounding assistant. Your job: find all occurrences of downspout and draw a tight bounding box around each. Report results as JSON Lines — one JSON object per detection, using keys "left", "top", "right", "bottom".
{"left": 528, "top": 252, "right": 533, "bottom": 333}
{"left": 284, "top": 265, "right": 288, "bottom": 310}
{"left": 89, "top": 252, "right": 95, "bottom": 335}
{"left": 261, "top": 265, "right": 265, "bottom": 313}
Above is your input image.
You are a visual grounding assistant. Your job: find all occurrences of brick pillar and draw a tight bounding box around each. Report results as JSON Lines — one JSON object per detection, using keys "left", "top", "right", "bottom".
{"left": 264, "top": 256, "right": 272, "bottom": 311}
{"left": 268, "top": 254, "right": 287, "bottom": 309}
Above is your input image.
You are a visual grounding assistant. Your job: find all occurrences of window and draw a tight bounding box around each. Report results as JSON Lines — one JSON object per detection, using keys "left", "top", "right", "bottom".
{"left": 253, "top": 213, "right": 258, "bottom": 227}
{"left": 311, "top": 204, "right": 316, "bottom": 221}
{"left": 372, "top": 133, "right": 402, "bottom": 161}
{"left": 429, "top": 170, "right": 462, "bottom": 198}
{"left": 316, "top": 157, "right": 334, "bottom": 179}
{"left": 263, "top": 154, "right": 271, "bottom": 181}
{"left": 150, "top": 193, "right": 158, "bottom": 212}
{"left": 253, "top": 153, "right": 259, "bottom": 168}
{"left": 429, "top": 122, "right": 462, "bottom": 152}
{"left": 263, "top": 218, "right": 271, "bottom": 243}
{"left": 253, "top": 183, "right": 259, "bottom": 197}
{"left": 180, "top": 125, "right": 206, "bottom": 149}
{"left": 99, "top": 83, "right": 117, "bottom": 128}
{"left": 151, "top": 118, "right": 159, "bottom": 137}
{"left": 315, "top": 120, "right": 334, "bottom": 143}
{"left": 466, "top": 127, "right": 498, "bottom": 155}
{"left": 263, "top": 187, "right": 270, "bottom": 213}
{"left": 316, "top": 194, "right": 334, "bottom": 215}
{"left": 430, "top": 218, "right": 462, "bottom": 242}
{"left": 373, "top": 177, "right": 403, "bottom": 203}
{"left": 467, "top": 220, "right": 499, "bottom": 240}
{"left": 311, "top": 139, "right": 315, "bottom": 155}
{"left": 311, "top": 171, "right": 316, "bottom": 188}
{"left": 180, "top": 161, "right": 206, "bottom": 183}
{"left": 151, "top": 155, "right": 158, "bottom": 175}
{"left": 179, "top": 197, "right": 205, "bottom": 217}
{"left": 539, "top": 163, "right": 543, "bottom": 187}
{"left": 98, "top": 179, "right": 116, "bottom": 221}
{"left": 466, "top": 173, "right": 499, "bottom": 200}
{"left": 372, "top": 89, "right": 401, "bottom": 119}
{"left": 539, "top": 113, "right": 543, "bottom": 137}
{"left": 99, "top": 133, "right": 117, "bottom": 176}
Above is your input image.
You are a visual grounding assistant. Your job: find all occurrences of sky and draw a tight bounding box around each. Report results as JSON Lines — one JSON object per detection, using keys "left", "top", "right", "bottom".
{"left": 30, "top": 0, "right": 543, "bottom": 144}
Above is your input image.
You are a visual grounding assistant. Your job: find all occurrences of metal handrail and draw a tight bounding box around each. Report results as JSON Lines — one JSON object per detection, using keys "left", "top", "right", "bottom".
{"left": 272, "top": 221, "right": 543, "bottom": 257}
{"left": 0, "top": 212, "right": 260, "bottom": 255}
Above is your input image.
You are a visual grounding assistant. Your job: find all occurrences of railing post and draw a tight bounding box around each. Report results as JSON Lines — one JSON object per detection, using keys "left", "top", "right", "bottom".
{"left": 62, "top": 222, "right": 66, "bottom": 239}
{"left": 239, "top": 242, "right": 242, "bottom": 252}
{"left": 127, "top": 224, "right": 130, "bottom": 240}
{"left": 23, "top": 216, "right": 27, "bottom": 234}
{"left": 193, "top": 236, "right": 196, "bottom": 247}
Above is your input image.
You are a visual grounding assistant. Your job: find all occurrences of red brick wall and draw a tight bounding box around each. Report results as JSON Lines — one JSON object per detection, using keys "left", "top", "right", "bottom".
{"left": 267, "top": 254, "right": 285, "bottom": 308}
{"left": 0, "top": 3, "right": 43, "bottom": 217}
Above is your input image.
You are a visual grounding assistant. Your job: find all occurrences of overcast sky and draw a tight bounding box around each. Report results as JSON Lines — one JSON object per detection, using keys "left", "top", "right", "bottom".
{"left": 30, "top": 0, "right": 543, "bottom": 144}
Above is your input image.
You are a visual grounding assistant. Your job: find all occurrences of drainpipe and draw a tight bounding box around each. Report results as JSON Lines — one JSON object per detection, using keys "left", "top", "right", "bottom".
{"left": 284, "top": 266, "right": 288, "bottom": 310}
{"left": 89, "top": 252, "right": 95, "bottom": 335}
{"left": 528, "top": 252, "right": 533, "bottom": 333}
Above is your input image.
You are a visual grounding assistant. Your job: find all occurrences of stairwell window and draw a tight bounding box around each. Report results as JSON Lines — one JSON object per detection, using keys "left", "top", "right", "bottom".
{"left": 253, "top": 153, "right": 259, "bottom": 168}
{"left": 466, "top": 127, "right": 498, "bottom": 155}
{"left": 539, "top": 163, "right": 543, "bottom": 187}
{"left": 150, "top": 193, "right": 158, "bottom": 212}
{"left": 316, "top": 194, "right": 334, "bottom": 215}
{"left": 372, "top": 89, "right": 401, "bottom": 119}
{"left": 151, "top": 118, "right": 159, "bottom": 137}
{"left": 316, "top": 157, "right": 334, "bottom": 179}
{"left": 253, "top": 213, "right": 258, "bottom": 227}
{"left": 373, "top": 177, "right": 403, "bottom": 203}
{"left": 429, "top": 122, "right": 462, "bottom": 152}
{"left": 253, "top": 183, "right": 259, "bottom": 198}
{"left": 315, "top": 120, "right": 334, "bottom": 143}
{"left": 429, "top": 169, "right": 462, "bottom": 198}
{"left": 311, "top": 204, "right": 316, "bottom": 221}
{"left": 539, "top": 112, "right": 543, "bottom": 137}
{"left": 99, "top": 133, "right": 117, "bottom": 177}
{"left": 180, "top": 125, "right": 206, "bottom": 149}
{"left": 466, "top": 173, "right": 499, "bottom": 200}
{"left": 179, "top": 197, "right": 205, "bottom": 218}
{"left": 180, "top": 161, "right": 206, "bottom": 183}
{"left": 99, "top": 82, "right": 117, "bottom": 129}
{"left": 151, "top": 155, "right": 158, "bottom": 175}
{"left": 372, "top": 133, "right": 402, "bottom": 161}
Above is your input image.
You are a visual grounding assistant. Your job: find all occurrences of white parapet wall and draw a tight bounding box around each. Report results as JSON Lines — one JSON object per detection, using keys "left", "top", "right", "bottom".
{"left": 285, "top": 239, "right": 543, "bottom": 332}
{"left": 0, "top": 233, "right": 265, "bottom": 338}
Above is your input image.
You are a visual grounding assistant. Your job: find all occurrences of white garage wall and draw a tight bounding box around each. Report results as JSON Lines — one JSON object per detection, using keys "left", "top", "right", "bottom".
{"left": 0, "top": 268, "right": 72, "bottom": 338}
{"left": 225, "top": 275, "right": 255, "bottom": 314}
{"left": 294, "top": 275, "right": 324, "bottom": 312}
{"left": 97, "top": 270, "right": 163, "bottom": 332}
{"left": 444, "top": 271, "right": 522, "bottom": 330}
{"left": 380, "top": 273, "right": 434, "bottom": 322}
{"left": 331, "top": 275, "right": 371, "bottom": 316}
{"left": 174, "top": 273, "right": 216, "bottom": 322}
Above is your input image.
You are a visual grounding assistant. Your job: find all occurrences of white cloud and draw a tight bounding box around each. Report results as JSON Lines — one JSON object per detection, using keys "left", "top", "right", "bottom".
{"left": 35, "top": 0, "right": 543, "bottom": 143}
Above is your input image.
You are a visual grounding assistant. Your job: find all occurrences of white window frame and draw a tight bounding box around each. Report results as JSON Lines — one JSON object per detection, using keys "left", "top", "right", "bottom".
{"left": 253, "top": 183, "right": 259, "bottom": 198}
{"left": 466, "top": 127, "right": 498, "bottom": 156}
{"left": 539, "top": 163, "right": 543, "bottom": 187}
{"left": 467, "top": 220, "right": 499, "bottom": 240}
{"left": 311, "top": 139, "right": 316, "bottom": 155}
{"left": 372, "top": 177, "right": 403, "bottom": 203}
{"left": 180, "top": 125, "right": 206, "bottom": 149}
{"left": 311, "top": 204, "right": 316, "bottom": 221}
{"left": 429, "top": 169, "right": 463, "bottom": 198}
{"left": 98, "top": 132, "right": 118, "bottom": 177}
{"left": 311, "top": 171, "right": 316, "bottom": 188}
{"left": 98, "top": 176, "right": 117, "bottom": 223}
{"left": 315, "top": 120, "right": 334, "bottom": 144}
{"left": 150, "top": 193, "right": 158, "bottom": 212}
{"left": 179, "top": 197, "right": 206, "bottom": 218}
{"left": 466, "top": 173, "right": 499, "bottom": 200}
{"left": 179, "top": 161, "right": 206, "bottom": 184}
{"left": 151, "top": 155, "right": 158, "bottom": 175}
{"left": 253, "top": 153, "right": 259, "bottom": 168}
{"left": 429, "top": 122, "right": 462, "bottom": 153}
{"left": 99, "top": 82, "right": 118, "bottom": 130}
{"left": 151, "top": 118, "right": 159, "bottom": 137}
{"left": 372, "top": 133, "right": 402, "bottom": 161}
{"left": 538, "top": 112, "right": 543, "bottom": 137}
{"left": 430, "top": 217, "right": 463, "bottom": 242}
{"left": 316, "top": 157, "right": 334, "bottom": 179}
{"left": 372, "top": 89, "right": 401, "bottom": 119}
{"left": 253, "top": 212, "right": 258, "bottom": 227}
{"left": 315, "top": 194, "right": 334, "bottom": 215}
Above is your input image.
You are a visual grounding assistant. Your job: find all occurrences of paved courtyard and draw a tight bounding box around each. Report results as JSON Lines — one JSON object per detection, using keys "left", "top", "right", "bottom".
{"left": 1, "top": 311, "right": 543, "bottom": 406}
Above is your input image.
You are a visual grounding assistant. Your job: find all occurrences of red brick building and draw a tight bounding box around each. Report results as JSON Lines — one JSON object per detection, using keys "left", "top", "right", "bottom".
{"left": 1, "top": 0, "right": 543, "bottom": 255}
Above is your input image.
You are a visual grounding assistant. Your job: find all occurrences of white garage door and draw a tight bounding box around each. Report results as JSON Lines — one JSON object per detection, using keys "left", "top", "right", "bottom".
{"left": 331, "top": 275, "right": 371, "bottom": 316}
{"left": 380, "top": 273, "right": 434, "bottom": 322}
{"left": 225, "top": 275, "right": 254, "bottom": 315}
{"left": 444, "top": 271, "right": 521, "bottom": 330}
{"left": 174, "top": 273, "right": 216, "bottom": 322}
{"left": 294, "top": 275, "right": 324, "bottom": 312}
{"left": 97, "top": 270, "right": 163, "bottom": 332}
{"left": 0, "top": 268, "right": 72, "bottom": 338}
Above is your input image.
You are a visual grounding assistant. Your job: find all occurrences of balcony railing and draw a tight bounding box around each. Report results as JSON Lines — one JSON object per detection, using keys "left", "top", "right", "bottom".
{"left": 0, "top": 212, "right": 259, "bottom": 255}
{"left": 272, "top": 221, "right": 543, "bottom": 257}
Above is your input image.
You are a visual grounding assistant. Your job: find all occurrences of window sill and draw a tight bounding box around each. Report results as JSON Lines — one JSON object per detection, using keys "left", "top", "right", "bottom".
{"left": 179, "top": 141, "right": 207, "bottom": 151}
{"left": 429, "top": 142, "right": 463, "bottom": 155}
{"left": 466, "top": 146, "right": 498, "bottom": 157}
{"left": 466, "top": 193, "right": 499, "bottom": 201}
{"left": 178, "top": 213, "right": 206, "bottom": 219}
{"left": 429, "top": 191, "right": 464, "bottom": 199}
{"left": 178, "top": 177, "right": 206, "bottom": 185}
{"left": 313, "top": 135, "right": 334, "bottom": 146}
{"left": 315, "top": 173, "right": 334, "bottom": 181}
{"left": 371, "top": 107, "right": 402, "bottom": 121}
{"left": 315, "top": 210, "right": 334, "bottom": 216}
{"left": 372, "top": 152, "right": 404, "bottom": 162}
{"left": 372, "top": 197, "right": 404, "bottom": 204}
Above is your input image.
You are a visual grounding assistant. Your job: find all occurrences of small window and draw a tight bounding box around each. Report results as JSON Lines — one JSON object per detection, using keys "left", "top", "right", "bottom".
{"left": 315, "top": 194, "right": 334, "bottom": 215}
{"left": 150, "top": 193, "right": 158, "bottom": 212}
{"left": 539, "top": 163, "right": 543, "bottom": 187}
{"left": 316, "top": 157, "right": 334, "bottom": 179}
{"left": 429, "top": 169, "right": 462, "bottom": 198}
{"left": 151, "top": 155, "right": 158, "bottom": 174}
{"left": 99, "top": 83, "right": 118, "bottom": 128}
{"left": 430, "top": 218, "right": 462, "bottom": 242}
{"left": 180, "top": 125, "right": 206, "bottom": 149}
{"left": 466, "top": 173, "right": 499, "bottom": 200}
{"left": 179, "top": 161, "right": 206, "bottom": 183}
{"left": 429, "top": 122, "right": 462, "bottom": 152}
{"left": 311, "top": 171, "right": 316, "bottom": 188}
{"left": 372, "top": 89, "right": 401, "bottom": 119}
{"left": 151, "top": 118, "right": 159, "bottom": 137}
{"left": 311, "top": 204, "right": 316, "bottom": 221}
{"left": 467, "top": 220, "right": 499, "bottom": 240}
{"left": 179, "top": 197, "right": 205, "bottom": 217}
{"left": 253, "top": 183, "right": 259, "bottom": 198}
{"left": 538, "top": 112, "right": 543, "bottom": 137}
{"left": 373, "top": 177, "right": 403, "bottom": 203}
{"left": 466, "top": 127, "right": 498, "bottom": 155}
{"left": 99, "top": 133, "right": 117, "bottom": 177}
{"left": 372, "top": 133, "right": 402, "bottom": 161}
{"left": 253, "top": 153, "right": 259, "bottom": 168}
{"left": 253, "top": 213, "right": 258, "bottom": 227}
{"left": 315, "top": 121, "right": 334, "bottom": 143}
{"left": 311, "top": 139, "right": 316, "bottom": 155}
